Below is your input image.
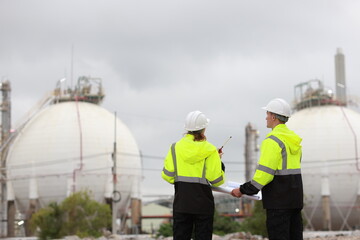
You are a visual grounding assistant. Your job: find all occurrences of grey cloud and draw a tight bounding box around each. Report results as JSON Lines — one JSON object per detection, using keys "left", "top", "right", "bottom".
{"left": 1, "top": 0, "right": 360, "bottom": 197}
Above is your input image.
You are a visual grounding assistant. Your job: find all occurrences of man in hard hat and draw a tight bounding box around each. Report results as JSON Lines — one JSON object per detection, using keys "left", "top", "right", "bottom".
{"left": 231, "top": 98, "right": 303, "bottom": 240}
{"left": 162, "top": 110, "right": 226, "bottom": 240}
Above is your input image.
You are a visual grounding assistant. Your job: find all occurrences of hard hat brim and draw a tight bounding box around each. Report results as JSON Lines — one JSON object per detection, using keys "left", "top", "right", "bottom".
{"left": 184, "top": 118, "right": 210, "bottom": 131}
{"left": 261, "top": 107, "right": 290, "bottom": 117}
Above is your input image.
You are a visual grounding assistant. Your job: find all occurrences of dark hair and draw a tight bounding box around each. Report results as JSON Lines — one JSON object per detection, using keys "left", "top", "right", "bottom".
{"left": 274, "top": 113, "right": 289, "bottom": 123}
{"left": 187, "top": 129, "right": 206, "bottom": 141}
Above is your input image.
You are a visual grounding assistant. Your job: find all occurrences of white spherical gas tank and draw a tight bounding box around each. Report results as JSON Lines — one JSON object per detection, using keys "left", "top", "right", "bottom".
{"left": 6, "top": 101, "right": 142, "bottom": 218}
{"left": 287, "top": 105, "right": 360, "bottom": 230}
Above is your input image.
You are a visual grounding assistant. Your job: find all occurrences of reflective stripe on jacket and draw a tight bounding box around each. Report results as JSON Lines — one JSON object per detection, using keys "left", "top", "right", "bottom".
{"left": 162, "top": 134, "right": 225, "bottom": 214}
{"left": 251, "top": 124, "right": 303, "bottom": 209}
{"left": 161, "top": 134, "right": 225, "bottom": 187}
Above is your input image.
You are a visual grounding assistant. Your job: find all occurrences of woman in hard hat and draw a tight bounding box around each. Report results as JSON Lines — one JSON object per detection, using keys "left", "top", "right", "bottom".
{"left": 162, "top": 110, "right": 226, "bottom": 240}
{"left": 231, "top": 98, "right": 303, "bottom": 240}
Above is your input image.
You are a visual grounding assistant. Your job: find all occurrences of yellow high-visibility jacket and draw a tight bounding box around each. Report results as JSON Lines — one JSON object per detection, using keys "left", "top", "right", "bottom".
{"left": 241, "top": 124, "right": 303, "bottom": 209}
{"left": 162, "top": 134, "right": 225, "bottom": 214}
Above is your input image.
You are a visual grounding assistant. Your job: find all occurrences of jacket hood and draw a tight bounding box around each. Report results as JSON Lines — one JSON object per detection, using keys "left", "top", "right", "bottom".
{"left": 177, "top": 134, "right": 217, "bottom": 164}
{"left": 269, "top": 124, "right": 302, "bottom": 155}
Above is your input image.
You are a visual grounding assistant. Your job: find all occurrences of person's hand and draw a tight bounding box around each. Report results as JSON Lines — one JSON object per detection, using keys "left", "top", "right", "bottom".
{"left": 218, "top": 148, "right": 223, "bottom": 158}
{"left": 231, "top": 188, "right": 242, "bottom": 198}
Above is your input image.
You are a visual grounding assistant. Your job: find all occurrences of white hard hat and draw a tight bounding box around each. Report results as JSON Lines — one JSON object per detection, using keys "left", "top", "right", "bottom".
{"left": 262, "top": 98, "right": 291, "bottom": 117}
{"left": 184, "top": 110, "right": 210, "bottom": 131}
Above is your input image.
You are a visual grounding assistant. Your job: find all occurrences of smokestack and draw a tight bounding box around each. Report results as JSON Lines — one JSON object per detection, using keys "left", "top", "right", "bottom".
{"left": 334, "top": 48, "right": 347, "bottom": 106}
{"left": 244, "top": 123, "right": 259, "bottom": 181}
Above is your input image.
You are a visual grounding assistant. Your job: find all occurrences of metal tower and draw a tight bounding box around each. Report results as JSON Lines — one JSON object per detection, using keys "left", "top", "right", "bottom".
{"left": 335, "top": 48, "right": 347, "bottom": 106}
{"left": 0, "top": 80, "right": 11, "bottom": 237}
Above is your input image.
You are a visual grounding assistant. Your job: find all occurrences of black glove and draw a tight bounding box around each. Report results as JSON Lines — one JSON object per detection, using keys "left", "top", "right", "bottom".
{"left": 240, "top": 181, "right": 260, "bottom": 195}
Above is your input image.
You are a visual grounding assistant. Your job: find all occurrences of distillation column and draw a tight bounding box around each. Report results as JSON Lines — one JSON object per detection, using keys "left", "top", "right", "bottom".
{"left": 0, "top": 81, "right": 11, "bottom": 237}
{"left": 242, "top": 123, "right": 259, "bottom": 215}
{"left": 335, "top": 48, "right": 347, "bottom": 106}
{"left": 244, "top": 123, "right": 259, "bottom": 181}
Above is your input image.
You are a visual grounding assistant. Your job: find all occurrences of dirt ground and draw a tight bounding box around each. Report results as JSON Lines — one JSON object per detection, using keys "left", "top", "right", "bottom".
{"left": 306, "top": 237, "right": 360, "bottom": 240}
{"left": 303, "top": 231, "right": 360, "bottom": 240}
{"left": 58, "top": 231, "right": 360, "bottom": 239}
{"left": 209, "top": 231, "right": 360, "bottom": 240}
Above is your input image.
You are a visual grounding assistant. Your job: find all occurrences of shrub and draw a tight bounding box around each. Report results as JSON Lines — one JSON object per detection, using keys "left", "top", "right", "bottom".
{"left": 30, "top": 202, "right": 62, "bottom": 240}
{"left": 239, "top": 201, "right": 267, "bottom": 237}
{"left": 157, "top": 221, "right": 173, "bottom": 237}
{"left": 30, "top": 191, "right": 111, "bottom": 239}
{"left": 213, "top": 211, "right": 241, "bottom": 236}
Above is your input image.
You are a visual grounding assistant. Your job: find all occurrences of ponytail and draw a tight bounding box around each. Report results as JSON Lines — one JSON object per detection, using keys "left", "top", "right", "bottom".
{"left": 187, "top": 129, "right": 206, "bottom": 141}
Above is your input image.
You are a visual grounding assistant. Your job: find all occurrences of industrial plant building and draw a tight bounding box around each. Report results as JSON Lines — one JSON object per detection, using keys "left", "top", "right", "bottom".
{"left": 0, "top": 48, "right": 359, "bottom": 237}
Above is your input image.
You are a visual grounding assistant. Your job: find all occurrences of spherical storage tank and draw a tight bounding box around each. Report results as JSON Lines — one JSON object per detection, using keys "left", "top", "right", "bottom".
{"left": 6, "top": 101, "right": 142, "bottom": 226}
{"left": 287, "top": 105, "right": 360, "bottom": 230}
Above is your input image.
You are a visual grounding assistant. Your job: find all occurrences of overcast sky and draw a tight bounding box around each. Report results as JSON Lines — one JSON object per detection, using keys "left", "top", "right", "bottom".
{"left": 1, "top": 0, "right": 360, "bottom": 201}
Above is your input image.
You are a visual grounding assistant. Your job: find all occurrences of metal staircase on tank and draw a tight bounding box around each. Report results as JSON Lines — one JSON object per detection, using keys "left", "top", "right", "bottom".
{"left": 293, "top": 79, "right": 345, "bottom": 112}
{"left": 54, "top": 76, "right": 104, "bottom": 105}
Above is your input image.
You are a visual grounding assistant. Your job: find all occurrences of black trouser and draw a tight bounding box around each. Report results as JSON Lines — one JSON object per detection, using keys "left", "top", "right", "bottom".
{"left": 266, "top": 208, "right": 303, "bottom": 240}
{"left": 173, "top": 211, "right": 213, "bottom": 240}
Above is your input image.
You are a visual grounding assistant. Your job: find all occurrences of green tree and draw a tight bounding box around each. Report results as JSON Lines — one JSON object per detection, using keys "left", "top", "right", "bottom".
{"left": 30, "top": 202, "right": 62, "bottom": 240}
{"left": 60, "top": 191, "right": 111, "bottom": 238}
{"left": 30, "top": 191, "right": 111, "bottom": 239}
{"left": 213, "top": 210, "right": 241, "bottom": 236}
{"left": 156, "top": 221, "right": 173, "bottom": 237}
{"left": 239, "top": 201, "right": 267, "bottom": 237}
